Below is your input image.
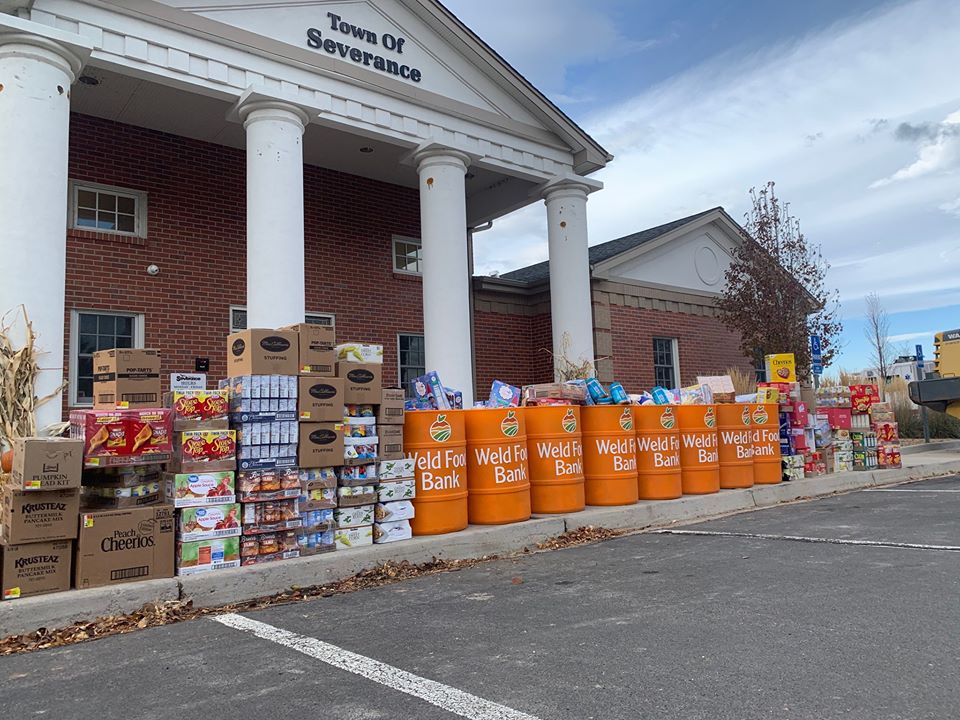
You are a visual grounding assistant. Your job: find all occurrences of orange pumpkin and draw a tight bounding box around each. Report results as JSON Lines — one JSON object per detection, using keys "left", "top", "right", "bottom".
{"left": 1, "top": 449, "right": 13, "bottom": 474}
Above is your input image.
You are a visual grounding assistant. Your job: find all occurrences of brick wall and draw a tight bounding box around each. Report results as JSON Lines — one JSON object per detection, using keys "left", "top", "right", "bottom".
{"left": 473, "top": 310, "right": 553, "bottom": 396}
{"left": 609, "top": 304, "right": 754, "bottom": 392}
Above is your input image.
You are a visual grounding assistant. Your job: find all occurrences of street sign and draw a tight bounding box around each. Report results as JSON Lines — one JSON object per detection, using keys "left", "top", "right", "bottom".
{"left": 810, "top": 335, "right": 823, "bottom": 376}
{"left": 812, "top": 362, "right": 823, "bottom": 376}
{"left": 916, "top": 343, "right": 924, "bottom": 369}
{"left": 810, "top": 335, "right": 822, "bottom": 357}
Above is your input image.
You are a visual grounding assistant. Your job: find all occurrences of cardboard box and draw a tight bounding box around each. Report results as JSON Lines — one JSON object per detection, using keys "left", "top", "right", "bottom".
{"left": 169, "top": 429, "right": 237, "bottom": 473}
{"left": 337, "top": 362, "right": 383, "bottom": 404}
{"left": 379, "top": 458, "right": 415, "bottom": 480}
{"left": 75, "top": 505, "right": 175, "bottom": 589}
{"left": 334, "top": 525, "right": 373, "bottom": 549}
{"left": 1, "top": 487, "right": 80, "bottom": 544}
{"left": 1, "top": 540, "right": 72, "bottom": 600}
{"left": 165, "top": 389, "right": 229, "bottom": 430}
{"left": 379, "top": 424, "right": 404, "bottom": 460}
{"left": 373, "top": 520, "right": 411, "bottom": 544}
{"left": 178, "top": 504, "right": 241, "bottom": 542}
{"left": 764, "top": 353, "right": 796, "bottom": 383}
{"left": 377, "top": 479, "right": 415, "bottom": 502}
{"left": 93, "top": 349, "right": 161, "bottom": 409}
{"left": 227, "top": 329, "right": 298, "bottom": 376}
{"left": 11, "top": 437, "right": 83, "bottom": 491}
{"left": 374, "top": 500, "right": 414, "bottom": 522}
{"left": 164, "top": 471, "right": 235, "bottom": 507}
{"left": 334, "top": 504, "right": 375, "bottom": 528}
{"left": 298, "top": 423, "right": 344, "bottom": 468}
{"left": 298, "top": 377, "right": 345, "bottom": 422}
{"left": 336, "top": 343, "right": 383, "bottom": 364}
{"left": 176, "top": 536, "right": 241, "bottom": 575}
{"left": 284, "top": 323, "right": 336, "bottom": 375}
{"left": 378, "top": 387, "right": 405, "bottom": 425}
{"left": 850, "top": 384, "right": 880, "bottom": 414}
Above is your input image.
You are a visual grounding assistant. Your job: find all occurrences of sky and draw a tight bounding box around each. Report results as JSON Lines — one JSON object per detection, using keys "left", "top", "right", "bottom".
{"left": 445, "top": 0, "right": 960, "bottom": 373}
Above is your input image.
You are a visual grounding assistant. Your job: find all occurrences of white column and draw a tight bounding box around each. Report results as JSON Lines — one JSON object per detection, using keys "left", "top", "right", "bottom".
{"left": 544, "top": 180, "right": 595, "bottom": 378}
{"left": 0, "top": 23, "right": 89, "bottom": 429}
{"left": 415, "top": 148, "right": 474, "bottom": 406}
{"left": 239, "top": 100, "right": 310, "bottom": 329}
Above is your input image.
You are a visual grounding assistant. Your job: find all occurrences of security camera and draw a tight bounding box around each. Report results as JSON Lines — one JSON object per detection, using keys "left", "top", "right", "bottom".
{"left": 146, "top": 264, "right": 160, "bottom": 276}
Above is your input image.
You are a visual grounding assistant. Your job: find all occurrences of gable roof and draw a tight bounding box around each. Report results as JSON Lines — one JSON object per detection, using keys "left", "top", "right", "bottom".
{"left": 500, "top": 207, "right": 726, "bottom": 285}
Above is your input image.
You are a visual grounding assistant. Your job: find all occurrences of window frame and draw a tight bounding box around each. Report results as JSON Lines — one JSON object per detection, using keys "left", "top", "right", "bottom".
{"left": 392, "top": 235, "right": 423, "bottom": 275}
{"left": 229, "top": 306, "right": 336, "bottom": 333}
{"left": 69, "top": 180, "right": 148, "bottom": 238}
{"left": 68, "top": 309, "right": 146, "bottom": 407}
{"left": 397, "top": 332, "right": 426, "bottom": 396}
{"left": 652, "top": 336, "right": 680, "bottom": 389}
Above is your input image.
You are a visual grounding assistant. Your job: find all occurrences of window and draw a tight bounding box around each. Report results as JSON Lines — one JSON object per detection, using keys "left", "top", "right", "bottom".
{"left": 653, "top": 337, "right": 679, "bottom": 389}
{"left": 398, "top": 334, "right": 426, "bottom": 396}
{"left": 69, "top": 310, "right": 145, "bottom": 406}
{"left": 393, "top": 236, "right": 422, "bottom": 274}
{"left": 229, "top": 306, "right": 335, "bottom": 333}
{"left": 70, "top": 181, "right": 147, "bottom": 237}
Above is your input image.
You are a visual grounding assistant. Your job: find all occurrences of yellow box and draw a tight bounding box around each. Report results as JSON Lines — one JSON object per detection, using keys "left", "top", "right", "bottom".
{"left": 765, "top": 354, "right": 796, "bottom": 383}
{"left": 756, "top": 387, "right": 780, "bottom": 404}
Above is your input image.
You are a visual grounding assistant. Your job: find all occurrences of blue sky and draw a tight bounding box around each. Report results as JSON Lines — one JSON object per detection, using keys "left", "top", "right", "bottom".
{"left": 446, "top": 0, "right": 960, "bottom": 373}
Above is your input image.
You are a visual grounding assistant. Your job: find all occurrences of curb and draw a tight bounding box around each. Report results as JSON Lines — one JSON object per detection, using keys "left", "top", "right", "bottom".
{"left": 1, "top": 457, "right": 957, "bottom": 638}
{"left": 902, "top": 440, "right": 960, "bottom": 455}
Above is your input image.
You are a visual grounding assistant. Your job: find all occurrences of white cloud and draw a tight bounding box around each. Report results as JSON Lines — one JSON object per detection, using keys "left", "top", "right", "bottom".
{"left": 870, "top": 109, "right": 960, "bottom": 187}
{"left": 889, "top": 330, "right": 938, "bottom": 343}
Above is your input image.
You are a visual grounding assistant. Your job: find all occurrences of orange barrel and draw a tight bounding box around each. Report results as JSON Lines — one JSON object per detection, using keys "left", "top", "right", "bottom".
{"left": 633, "top": 405, "right": 682, "bottom": 500}
{"left": 463, "top": 408, "right": 531, "bottom": 524}
{"left": 751, "top": 403, "right": 782, "bottom": 484}
{"left": 716, "top": 403, "right": 755, "bottom": 489}
{"left": 676, "top": 405, "right": 720, "bottom": 494}
{"left": 524, "top": 406, "right": 585, "bottom": 514}
{"left": 403, "top": 410, "right": 468, "bottom": 535}
{"left": 581, "top": 405, "right": 639, "bottom": 506}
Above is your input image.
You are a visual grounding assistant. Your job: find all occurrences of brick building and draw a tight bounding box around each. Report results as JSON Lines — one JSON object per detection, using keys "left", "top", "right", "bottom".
{"left": 2, "top": 0, "right": 750, "bottom": 423}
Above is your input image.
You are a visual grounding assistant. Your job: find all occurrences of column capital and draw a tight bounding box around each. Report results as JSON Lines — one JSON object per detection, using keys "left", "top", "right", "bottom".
{"left": 539, "top": 174, "right": 603, "bottom": 202}
{"left": 228, "top": 88, "right": 312, "bottom": 130}
{"left": 0, "top": 14, "right": 92, "bottom": 81}
{"left": 407, "top": 142, "right": 472, "bottom": 173}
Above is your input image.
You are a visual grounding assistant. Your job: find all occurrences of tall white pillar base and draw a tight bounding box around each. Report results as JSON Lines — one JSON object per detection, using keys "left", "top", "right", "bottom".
{"left": 543, "top": 179, "right": 596, "bottom": 380}
{"left": 0, "top": 19, "right": 90, "bottom": 429}
{"left": 238, "top": 99, "right": 310, "bottom": 329}
{"left": 415, "top": 147, "right": 474, "bottom": 406}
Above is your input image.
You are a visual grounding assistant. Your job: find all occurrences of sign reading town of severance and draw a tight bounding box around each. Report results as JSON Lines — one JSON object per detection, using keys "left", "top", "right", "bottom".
{"left": 307, "top": 12, "right": 423, "bottom": 83}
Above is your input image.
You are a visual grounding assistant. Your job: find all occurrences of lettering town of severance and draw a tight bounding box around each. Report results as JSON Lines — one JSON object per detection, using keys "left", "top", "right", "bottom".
{"left": 307, "top": 12, "right": 423, "bottom": 83}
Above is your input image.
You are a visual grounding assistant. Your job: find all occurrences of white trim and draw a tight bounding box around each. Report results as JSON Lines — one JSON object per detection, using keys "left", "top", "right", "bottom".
{"left": 68, "top": 180, "right": 148, "bottom": 238}
{"left": 397, "top": 332, "right": 426, "bottom": 390}
{"left": 392, "top": 235, "right": 423, "bottom": 275}
{"left": 68, "top": 309, "right": 145, "bottom": 407}
{"left": 230, "top": 306, "right": 336, "bottom": 333}
{"left": 652, "top": 336, "right": 680, "bottom": 388}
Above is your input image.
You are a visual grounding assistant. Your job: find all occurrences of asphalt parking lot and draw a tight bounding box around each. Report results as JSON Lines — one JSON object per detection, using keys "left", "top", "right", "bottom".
{"left": 3, "top": 475, "right": 959, "bottom": 720}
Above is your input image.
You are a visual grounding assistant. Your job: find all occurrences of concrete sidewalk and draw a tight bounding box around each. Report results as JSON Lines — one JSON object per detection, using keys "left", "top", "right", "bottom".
{"left": 2, "top": 451, "right": 959, "bottom": 638}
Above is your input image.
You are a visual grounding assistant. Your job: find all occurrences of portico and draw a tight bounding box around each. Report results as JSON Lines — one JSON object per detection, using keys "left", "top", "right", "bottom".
{"left": 0, "top": 0, "right": 610, "bottom": 424}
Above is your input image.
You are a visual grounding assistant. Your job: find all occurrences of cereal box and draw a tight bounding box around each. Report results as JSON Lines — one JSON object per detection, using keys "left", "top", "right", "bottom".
{"left": 764, "top": 354, "right": 796, "bottom": 383}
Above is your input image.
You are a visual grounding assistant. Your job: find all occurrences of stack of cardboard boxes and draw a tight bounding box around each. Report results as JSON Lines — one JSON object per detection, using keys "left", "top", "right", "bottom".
{"left": 1, "top": 438, "right": 82, "bottom": 599}
{"left": 870, "top": 403, "right": 902, "bottom": 469}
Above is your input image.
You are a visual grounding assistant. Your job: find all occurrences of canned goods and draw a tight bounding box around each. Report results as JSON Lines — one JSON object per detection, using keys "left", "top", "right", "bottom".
{"left": 586, "top": 377, "right": 608, "bottom": 402}
{"left": 609, "top": 382, "right": 629, "bottom": 404}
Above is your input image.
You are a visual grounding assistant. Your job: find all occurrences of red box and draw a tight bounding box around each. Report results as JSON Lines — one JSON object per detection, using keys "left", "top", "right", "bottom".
{"left": 873, "top": 421, "right": 899, "bottom": 442}
{"left": 877, "top": 442, "right": 902, "bottom": 468}
{"left": 849, "top": 384, "right": 879, "bottom": 413}
{"left": 826, "top": 408, "right": 852, "bottom": 430}
{"left": 70, "top": 409, "right": 172, "bottom": 458}
{"left": 791, "top": 427, "right": 811, "bottom": 451}
{"left": 790, "top": 401, "right": 809, "bottom": 428}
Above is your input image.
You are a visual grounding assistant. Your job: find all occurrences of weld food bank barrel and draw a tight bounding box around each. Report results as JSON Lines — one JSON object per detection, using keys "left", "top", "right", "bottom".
{"left": 716, "top": 403, "right": 755, "bottom": 489}
{"left": 524, "top": 406, "right": 585, "bottom": 514}
{"left": 404, "top": 410, "right": 468, "bottom": 535}
{"left": 676, "top": 405, "right": 719, "bottom": 494}
{"left": 464, "top": 408, "right": 531, "bottom": 524}
{"left": 581, "top": 406, "right": 638, "bottom": 506}
{"left": 751, "top": 403, "right": 782, "bottom": 484}
{"left": 633, "top": 405, "right": 681, "bottom": 500}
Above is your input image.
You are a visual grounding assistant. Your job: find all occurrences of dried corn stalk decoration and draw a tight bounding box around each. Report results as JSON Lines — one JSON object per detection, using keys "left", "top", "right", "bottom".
{"left": 543, "top": 331, "right": 602, "bottom": 382}
{"left": 0, "top": 306, "right": 66, "bottom": 449}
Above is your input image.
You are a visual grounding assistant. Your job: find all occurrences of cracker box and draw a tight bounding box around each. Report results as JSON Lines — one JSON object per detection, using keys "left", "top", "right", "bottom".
{"left": 164, "top": 471, "right": 236, "bottom": 507}
{"left": 10, "top": 437, "right": 83, "bottom": 491}
{"left": 298, "top": 377, "right": 345, "bottom": 422}
{"left": 283, "top": 323, "right": 336, "bottom": 375}
{"left": 227, "top": 329, "right": 298, "bottom": 376}
{"left": 176, "top": 536, "right": 241, "bottom": 575}
{"left": 93, "top": 348, "right": 161, "bottom": 409}
{"left": 377, "top": 387, "right": 405, "bottom": 425}
{"left": 1, "top": 487, "right": 80, "bottom": 544}
{"left": 179, "top": 504, "right": 241, "bottom": 542}
{"left": 334, "top": 525, "right": 373, "bottom": 549}
{"left": 337, "top": 362, "right": 383, "bottom": 404}
{"left": 374, "top": 520, "right": 411, "bottom": 544}
{"left": 764, "top": 354, "right": 796, "bottom": 383}
{"left": 75, "top": 505, "right": 175, "bottom": 588}
{"left": 298, "top": 423, "right": 344, "bottom": 468}
{"left": 1, "top": 540, "right": 72, "bottom": 600}
{"left": 850, "top": 384, "right": 880, "bottom": 414}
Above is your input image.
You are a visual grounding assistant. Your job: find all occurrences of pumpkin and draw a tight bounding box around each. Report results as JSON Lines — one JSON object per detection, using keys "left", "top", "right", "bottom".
{"left": 1, "top": 449, "right": 13, "bottom": 474}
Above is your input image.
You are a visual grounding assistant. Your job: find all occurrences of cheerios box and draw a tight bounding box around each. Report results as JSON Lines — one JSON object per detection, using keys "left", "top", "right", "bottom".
{"left": 764, "top": 354, "right": 796, "bottom": 383}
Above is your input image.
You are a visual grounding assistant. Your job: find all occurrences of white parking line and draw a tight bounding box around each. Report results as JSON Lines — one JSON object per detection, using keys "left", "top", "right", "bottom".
{"left": 863, "top": 488, "right": 960, "bottom": 493}
{"left": 213, "top": 613, "right": 542, "bottom": 720}
{"left": 657, "top": 529, "right": 960, "bottom": 552}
